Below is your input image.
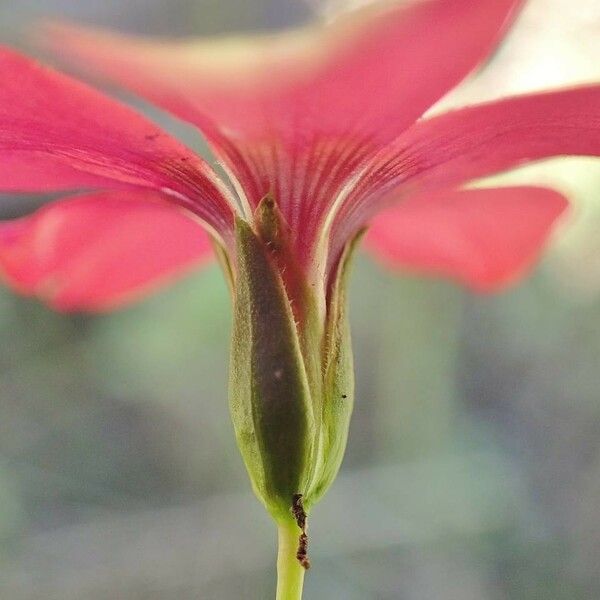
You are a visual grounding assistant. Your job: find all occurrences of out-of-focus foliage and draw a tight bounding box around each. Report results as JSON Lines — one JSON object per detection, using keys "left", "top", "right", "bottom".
{"left": 0, "top": 1, "right": 599, "bottom": 598}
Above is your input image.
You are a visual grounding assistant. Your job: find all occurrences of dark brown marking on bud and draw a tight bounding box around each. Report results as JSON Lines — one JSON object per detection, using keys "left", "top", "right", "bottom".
{"left": 292, "top": 494, "right": 311, "bottom": 570}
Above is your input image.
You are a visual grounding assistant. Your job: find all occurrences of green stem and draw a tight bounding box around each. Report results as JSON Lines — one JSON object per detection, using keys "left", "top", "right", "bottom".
{"left": 276, "top": 520, "right": 305, "bottom": 600}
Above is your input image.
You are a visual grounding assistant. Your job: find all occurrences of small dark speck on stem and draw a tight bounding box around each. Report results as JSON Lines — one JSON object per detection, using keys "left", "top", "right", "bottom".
{"left": 292, "top": 494, "right": 310, "bottom": 570}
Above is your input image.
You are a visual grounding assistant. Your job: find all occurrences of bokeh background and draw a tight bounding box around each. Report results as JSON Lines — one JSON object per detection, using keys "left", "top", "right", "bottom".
{"left": 1, "top": 0, "right": 600, "bottom": 598}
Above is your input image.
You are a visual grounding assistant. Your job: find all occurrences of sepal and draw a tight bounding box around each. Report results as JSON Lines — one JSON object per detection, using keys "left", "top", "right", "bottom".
{"left": 307, "top": 230, "right": 363, "bottom": 505}
{"left": 229, "top": 216, "right": 315, "bottom": 519}
{"left": 228, "top": 203, "right": 362, "bottom": 525}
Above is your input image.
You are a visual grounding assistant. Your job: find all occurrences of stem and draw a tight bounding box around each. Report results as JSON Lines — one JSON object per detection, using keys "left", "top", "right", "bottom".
{"left": 276, "top": 520, "right": 306, "bottom": 600}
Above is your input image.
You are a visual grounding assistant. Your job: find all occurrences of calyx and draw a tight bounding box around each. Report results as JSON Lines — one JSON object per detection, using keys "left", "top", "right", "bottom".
{"left": 228, "top": 196, "right": 360, "bottom": 541}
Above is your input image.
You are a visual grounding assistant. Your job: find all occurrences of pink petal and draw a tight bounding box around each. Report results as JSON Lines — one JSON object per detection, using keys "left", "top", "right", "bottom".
{"left": 0, "top": 47, "right": 234, "bottom": 236}
{"left": 333, "top": 85, "right": 600, "bottom": 255}
{"left": 364, "top": 186, "right": 568, "bottom": 291}
{"left": 39, "top": 0, "right": 520, "bottom": 262}
{"left": 0, "top": 191, "right": 213, "bottom": 311}
{"left": 395, "top": 85, "right": 600, "bottom": 191}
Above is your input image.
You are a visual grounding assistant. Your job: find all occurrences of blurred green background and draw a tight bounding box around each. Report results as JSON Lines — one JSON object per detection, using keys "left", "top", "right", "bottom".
{"left": 1, "top": 1, "right": 600, "bottom": 598}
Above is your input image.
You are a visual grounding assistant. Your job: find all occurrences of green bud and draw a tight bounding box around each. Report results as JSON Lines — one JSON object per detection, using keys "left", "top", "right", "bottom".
{"left": 228, "top": 198, "right": 361, "bottom": 525}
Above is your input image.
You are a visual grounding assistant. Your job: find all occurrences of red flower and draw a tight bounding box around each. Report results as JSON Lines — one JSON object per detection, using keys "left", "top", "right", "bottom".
{"left": 3, "top": 4, "right": 600, "bottom": 587}
{"left": 0, "top": 0, "right": 597, "bottom": 310}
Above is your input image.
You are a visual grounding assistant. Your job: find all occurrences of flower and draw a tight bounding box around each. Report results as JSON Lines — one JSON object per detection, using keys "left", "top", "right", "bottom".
{"left": 3, "top": 0, "right": 598, "bottom": 311}
{"left": 0, "top": 0, "right": 599, "bottom": 592}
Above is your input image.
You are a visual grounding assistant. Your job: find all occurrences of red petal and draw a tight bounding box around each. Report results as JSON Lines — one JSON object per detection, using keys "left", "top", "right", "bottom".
{"left": 0, "top": 47, "right": 234, "bottom": 236}
{"left": 396, "top": 85, "right": 600, "bottom": 191}
{"left": 0, "top": 191, "right": 213, "bottom": 311}
{"left": 333, "top": 86, "right": 600, "bottom": 254}
{"left": 364, "top": 187, "right": 568, "bottom": 290}
{"left": 41, "top": 0, "right": 521, "bottom": 140}
{"left": 39, "top": 0, "right": 520, "bottom": 261}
